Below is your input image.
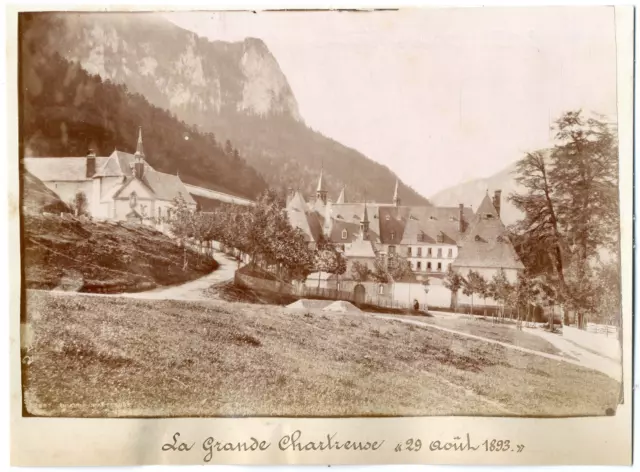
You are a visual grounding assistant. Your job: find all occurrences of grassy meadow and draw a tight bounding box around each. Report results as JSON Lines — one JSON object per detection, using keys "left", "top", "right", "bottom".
{"left": 22, "top": 290, "right": 619, "bottom": 418}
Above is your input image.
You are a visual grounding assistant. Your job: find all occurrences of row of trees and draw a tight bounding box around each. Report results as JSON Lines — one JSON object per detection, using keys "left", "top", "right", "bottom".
{"left": 443, "top": 267, "right": 559, "bottom": 326}
{"left": 508, "top": 110, "right": 620, "bottom": 329}
{"left": 168, "top": 189, "right": 349, "bottom": 283}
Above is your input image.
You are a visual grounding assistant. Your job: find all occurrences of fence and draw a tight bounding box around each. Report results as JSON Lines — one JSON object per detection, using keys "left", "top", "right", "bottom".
{"left": 586, "top": 323, "right": 619, "bottom": 338}
{"left": 301, "top": 286, "right": 356, "bottom": 302}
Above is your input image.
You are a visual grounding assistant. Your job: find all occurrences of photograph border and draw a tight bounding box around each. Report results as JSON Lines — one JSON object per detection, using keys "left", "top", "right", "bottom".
{"left": 7, "top": 3, "right": 635, "bottom": 466}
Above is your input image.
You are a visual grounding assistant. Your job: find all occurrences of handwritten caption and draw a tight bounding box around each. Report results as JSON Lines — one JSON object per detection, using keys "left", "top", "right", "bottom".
{"left": 162, "top": 431, "right": 525, "bottom": 462}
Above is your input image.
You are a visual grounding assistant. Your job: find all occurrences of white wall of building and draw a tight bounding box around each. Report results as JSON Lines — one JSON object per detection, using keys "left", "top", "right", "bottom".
{"left": 42, "top": 180, "right": 92, "bottom": 208}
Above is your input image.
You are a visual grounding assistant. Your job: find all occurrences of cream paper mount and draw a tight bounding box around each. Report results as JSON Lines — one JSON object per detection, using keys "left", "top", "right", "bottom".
{"left": 7, "top": 4, "right": 634, "bottom": 466}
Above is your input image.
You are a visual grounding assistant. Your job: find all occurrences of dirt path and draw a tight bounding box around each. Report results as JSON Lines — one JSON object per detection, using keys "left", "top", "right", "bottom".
{"left": 521, "top": 327, "right": 621, "bottom": 382}
{"left": 118, "top": 253, "right": 237, "bottom": 300}
{"left": 376, "top": 314, "right": 621, "bottom": 382}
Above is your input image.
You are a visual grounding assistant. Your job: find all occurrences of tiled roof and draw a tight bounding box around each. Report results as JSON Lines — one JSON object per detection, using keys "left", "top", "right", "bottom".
{"left": 142, "top": 170, "right": 196, "bottom": 205}
{"left": 286, "top": 191, "right": 324, "bottom": 242}
{"left": 330, "top": 203, "right": 382, "bottom": 237}
{"left": 399, "top": 206, "right": 474, "bottom": 245}
{"left": 454, "top": 194, "right": 524, "bottom": 270}
{"left": 344, "top": 237, "right": 377, "bottom": 258}
{"left": 95, "top": 150, "right": 148, "bottom": 177}
{"left": 378, "top": 206, "right": 412, "bottom": 245}
{"left": 112, "top": 169, "right": 196, "bottom": 205}
{"left": 23, "top": 157, "right": 91, "bottom": 181}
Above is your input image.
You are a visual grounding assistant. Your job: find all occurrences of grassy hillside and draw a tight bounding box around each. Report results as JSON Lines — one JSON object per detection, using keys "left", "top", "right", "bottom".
{"left": 23, "top": 214, "right": 217, "bottom": 293}
{"left": 21, "top": 170, "right": 70, "bottom": 215}
{"left": 23, "top": 291, "right": 619, "bottom": 417}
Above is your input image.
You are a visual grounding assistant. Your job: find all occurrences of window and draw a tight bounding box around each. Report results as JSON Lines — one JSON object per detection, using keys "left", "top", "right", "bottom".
{"left": 427, "top": 262, "right": 432, "bottom": 271}
{"left": 485, "top": 213, "right": 494, "bottom": 219}
{"left": 417, "top": 247, "right": 422, "bottom": 257}
{"left": 167, "top": 208, "right": 172, "bottom": 220}
{"left": 157, "top": 207, "right": 162, "bottom": 220}
{"left": 385, "top": 215, "right": 390, "bottom": 221}
{"left": 378, "top": 284, "right": 384, "bottom": 295}
{"left": 417, "top": 261, "right": 422, "bottom": 270}
{"left": 388, "top": 245, "right": 396, "bottom": 255}
{"left": 448, "top": 248, "right": 453, "bottom": 258}
{"left": 341, "top": 229, "right": 348, "bottom": 239}
{"left": 448, "top": 263, "right": 452, "bottom": 271}
{"left": 475, "top": 234, "right": 482, "bottom": 242}
{"left": 437, "top": 262, "right": 442, "bottom": 271}
{"left": 427, "top": 248, "right": 432, "bottom": 257}
{"left": 390, "top": 231, "right": 395, "bottom": 240}
{"left": 437, "top": 248, "right": 442, "bottom": 258}
{"left": 436, "top": 233, "right": 444, "bottom": 243}
{"left": 407, "top": 247, "right": 412, "bottom": 257}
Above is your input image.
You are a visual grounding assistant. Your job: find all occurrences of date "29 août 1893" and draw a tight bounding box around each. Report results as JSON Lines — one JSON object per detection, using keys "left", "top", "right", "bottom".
{"left": 394, "top": 434, "right": 525, "bottom": 453}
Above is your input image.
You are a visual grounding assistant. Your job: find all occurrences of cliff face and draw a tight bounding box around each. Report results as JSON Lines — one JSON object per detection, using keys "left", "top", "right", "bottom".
{"left": 43, "top": 13, "right": 302, "bottom": 123}
{"left": 20, "top": 12, "right": 430, "bottom": 205}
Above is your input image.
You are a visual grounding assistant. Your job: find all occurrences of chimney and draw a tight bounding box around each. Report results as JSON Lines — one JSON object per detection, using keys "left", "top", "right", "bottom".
{"left": 86, "top": 149, "right": 96, "bottom": 177}
{"left": 493, "top": 190, "right": 502, "bottom": 217}
{"left": 458, "top": 203, "right": 464, "bottom": 233}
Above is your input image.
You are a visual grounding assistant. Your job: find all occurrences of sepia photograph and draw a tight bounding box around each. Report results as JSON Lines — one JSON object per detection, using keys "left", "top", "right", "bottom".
{"left": 14, "top": 4, "right": 627, "bottom": 432}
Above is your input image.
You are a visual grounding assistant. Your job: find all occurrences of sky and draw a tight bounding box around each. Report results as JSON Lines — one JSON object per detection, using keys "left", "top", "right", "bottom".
{"left": 165, "top": 7, "right": 618, "bottom": 197}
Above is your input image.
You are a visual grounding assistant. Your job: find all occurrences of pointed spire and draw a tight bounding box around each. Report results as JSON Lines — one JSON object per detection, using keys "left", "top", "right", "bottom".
{"left": 336, "top": 185, "right": 346, "bottom": 204}
{"left": 316, "top": 166, "right": 328, "bottom": 205}
{"left": 393, "top": 178, "right": 401, "bottom": 206}
{"left": 316, "top": 168, "right": 325, "bottom": 192}
{"left": 360, "top": 199, "right": 370, "bottom": 239}
{"left": 135, "top": 126, "right": 145, "bottom": 157}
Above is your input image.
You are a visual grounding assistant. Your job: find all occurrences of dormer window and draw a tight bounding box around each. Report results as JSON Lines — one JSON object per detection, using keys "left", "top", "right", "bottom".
{"left": 475, "top": 234, "right": 482, "bottom": 242}
{"left": 429, "top": 216, "right": 437, "bottom": 220}
{"left": 436, "top": 233, "right": 444, "bottom": 243}
{"left": 341, "top": 229, "right": 348, "bottom": 240}
{"left": 385, "top": 215, "right": 390, "bottom": 221}
{"left": 449, "top": 216, "right": 456, "bottom": 222}
{"left": 336, "top": 214, "right": 343, "bottom": 219}
{"left": 484, "top": 213, "right": 494, "bottom": 219}
{"left": 390, "top": 231, "right": 395, "bottom": 240}
{"left": 496, "top": 235, "right": 504, "bottom": 243}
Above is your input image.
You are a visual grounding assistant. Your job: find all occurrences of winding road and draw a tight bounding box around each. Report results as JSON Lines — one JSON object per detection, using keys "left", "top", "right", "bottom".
{"left": 119, "top": 252, "right": 238, "bottom": 300}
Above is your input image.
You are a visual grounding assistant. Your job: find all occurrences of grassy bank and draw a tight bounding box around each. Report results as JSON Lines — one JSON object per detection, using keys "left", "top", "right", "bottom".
{"left": 22, "top": 290, "right": 620, "bottom": 417}
{"left": 23, "top": 213, "right": 217, "bottom": 293}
